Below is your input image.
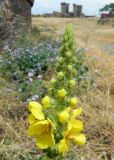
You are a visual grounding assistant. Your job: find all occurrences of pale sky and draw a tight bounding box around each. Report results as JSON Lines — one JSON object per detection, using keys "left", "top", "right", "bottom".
{"left": 32, "top": 0, "right": 114, "bottom": 16}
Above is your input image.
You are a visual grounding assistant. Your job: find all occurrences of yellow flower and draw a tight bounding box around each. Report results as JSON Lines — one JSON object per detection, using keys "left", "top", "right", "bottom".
{"left": 59, "top": 110, "right": 69, "bottom": 123}
{"left": 70, "top": 97, "right": 78, "bottom": 108}
{"left": 58, "top": 138, "right": 69, "bottom": 155}
{"left": 74, "top": 133, "right": 86, "bottom": 146}
{"left": 67, "top": 119, "right": 84, "bottom": 137}
{"left": 28, "top": 118, "right": 56, "bottom": 149}
{"left": 28, "top": 114, "right": 36, "bottom": 124}
{"left": 57, "top": 88, "right": 67, "bottom": 98}
{"left": 69, "top": 80, "right": 76, "bottom": 87}
{"left": 42, "top": 96, "right": 51, "bottom": 108}
{"left": 64, "top": 119, "right": 86, "bottom": 147}
{"left": 72, "top": 108, "right": 83, "bottom": 118}
{"left": 28, "top": 101, "right": 45, "bottom": 120}
{"left": 58, "top": 119, "right": 86, "bottom": 154}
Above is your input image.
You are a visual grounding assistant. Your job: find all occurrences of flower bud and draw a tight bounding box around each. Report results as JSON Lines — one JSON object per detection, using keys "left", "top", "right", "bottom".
{"left": 67, "top": 65, "right": 73, "bottom": 71}
{"left": 72, "top": 108, "right": 83, "bottom": 118}
{"left": 72, "top": 68, "right": 77, "bottom": 76}
{"left": 59, "top": 110, "right": 69, "bottom": 123}
{"left": 50, "top": 78, "right": 56, "bottom": 85}
{"left": 70, "top": 80, "right": 76, "bottom": 87}
{"left": 74, "top": 133, "right": 86, "bottom": 146}
{"left": 66, "top": 51, "right": 72, "bottom": 58}
{"left": 64, "top": 42, "right": 69, "bottom": 49}
{"left": 58, "top": 57, "right": 64, "bottom": 64}
{"left": 64, "top": 35, "right": 68, "bottom": 42}
{"left": 57, "top": 72, "right": 64, "bottom": 80}
{"left": 70, "top": 97, "right": 78, "bottom": 107}
{"left": 72, "top": 56, "right": 77, "bottom": 63}
{"left": 57, "top": 88, "right": 67, "bottom": 98}
{"left": 42, "top": 96, "right": 51, "bottom": 108}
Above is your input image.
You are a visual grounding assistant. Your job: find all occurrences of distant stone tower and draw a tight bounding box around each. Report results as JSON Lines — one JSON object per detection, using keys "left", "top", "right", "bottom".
{"left": 73, "top": 4, "right": 82, "bottom": 17}
{"left": 61, "top": 3, "right": 69, "bottom": 17}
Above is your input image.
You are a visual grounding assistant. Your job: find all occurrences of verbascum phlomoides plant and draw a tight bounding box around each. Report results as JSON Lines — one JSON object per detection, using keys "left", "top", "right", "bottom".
{"left": 27, "top": 24, "right": 86, "bottom": 159}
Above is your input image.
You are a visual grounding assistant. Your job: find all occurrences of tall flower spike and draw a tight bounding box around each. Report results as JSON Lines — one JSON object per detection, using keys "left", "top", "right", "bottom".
{"left": 27, "top": 25, "right": 86, "bottom": 158}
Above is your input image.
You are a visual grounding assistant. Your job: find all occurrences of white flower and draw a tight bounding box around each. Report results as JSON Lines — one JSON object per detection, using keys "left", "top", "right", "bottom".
{"left": 28, "top": 72, "right": 34, "bottom": 78}
{"left": 29, "top": 78, "right": 33, "bottom": 82}
{"left": 38, "top": 75, "right": 43, "bottom": 79}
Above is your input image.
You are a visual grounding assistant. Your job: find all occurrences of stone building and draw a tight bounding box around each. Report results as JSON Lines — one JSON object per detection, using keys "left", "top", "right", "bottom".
{"left": 0, "top": 0, "right": 34, "bottom": 48}
{"left": 60, "top": 2, "right": 82, "bottom": 18}
{"left": 73, "top": 4, "right": 82, "bottom": 17}
{"left": 61, "top": 2, "right": 69, "bottom": 17}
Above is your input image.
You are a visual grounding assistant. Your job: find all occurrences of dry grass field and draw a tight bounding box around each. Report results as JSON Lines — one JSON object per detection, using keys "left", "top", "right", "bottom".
{"left": 0, "top": 17, "right": 114, "bottom": 160}
{"left": 32, "top": 17, "right": 114, "bottom": 53}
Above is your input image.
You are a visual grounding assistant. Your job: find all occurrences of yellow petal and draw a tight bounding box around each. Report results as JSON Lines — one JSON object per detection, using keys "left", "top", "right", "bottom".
{"left": 27, "top": 120, "right": 48, "bottom": 137}
{"left": 47, "top": 118, "right": 56, "bottom": 131}
{"left": 28, "top": 114, "right": 36, "bottom": 124}
{"left": 74, "top": 133, "right": 86, "bottom": 146}
{"left": 28, "top": 101, "right": 45, "bottom": 120}
{"left": 27, "top": 122, "right": 43, "bottom": 136}
{"left": 31, "top": 108, "right": 44, "bottom": 120}
{"left": 28, "top": 101, "right": 42, "bottom": 111}
{"left": 36, "top": 133, "right": 55, "bottom": 149}
{"left": 58, "top": 139, "right": 69, "bottom": 155}
{"left": 33, "top": 119, "right": 55, "bottom": 149}
{"left": 68, "top": 119, "right": 84, "bottom": 137}
{"left": 72, "top": 108, "right": 83, "bottom": 118}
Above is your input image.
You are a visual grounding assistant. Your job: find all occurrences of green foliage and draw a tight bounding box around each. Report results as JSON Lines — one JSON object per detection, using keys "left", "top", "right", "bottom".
{"left": 112, "top": 22, "right": 114, "bottom": 27}
{"left": 13, "top": 30, "right": 33, "bottom": 49}
{"left": 100, "top": 3, "right": 114, "bottom": 13}
{"left": 19, "top": 78, "right": 48, "bottom": 101}
{"left": 0, "top": 42, "right": 57, "bottom": 101}
{"left": 74, "top": 50, "right": 93, "bottom": 95}
{"left": 97, "top": 18, "right": 111, "bottom": 26}
{"left": 97, "top": 19, "right": 105, "bottom": 25}
{"left": 75, "top": 51, "right": 89, "bottom": 82}
{"left": 32, "top": 26, "right": 41, "bottom": 37}
{"left": 0, "top": 26, "right": 90, "bottom": 102}
{"left": 0, "top": 43, "right": 57, "bottom": 77}
{"left": 19, "top": 153, "right": 41, "bottom": 160}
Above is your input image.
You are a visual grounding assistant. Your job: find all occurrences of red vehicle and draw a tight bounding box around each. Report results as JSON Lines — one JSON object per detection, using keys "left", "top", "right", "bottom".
{"left": 101, "top": 13, "right": 114, "bottom": 18}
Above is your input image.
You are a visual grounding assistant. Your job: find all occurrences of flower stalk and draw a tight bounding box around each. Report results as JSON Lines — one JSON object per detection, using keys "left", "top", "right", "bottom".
{"left": 27, "top": 24, "right": 86, "bottom": 159}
